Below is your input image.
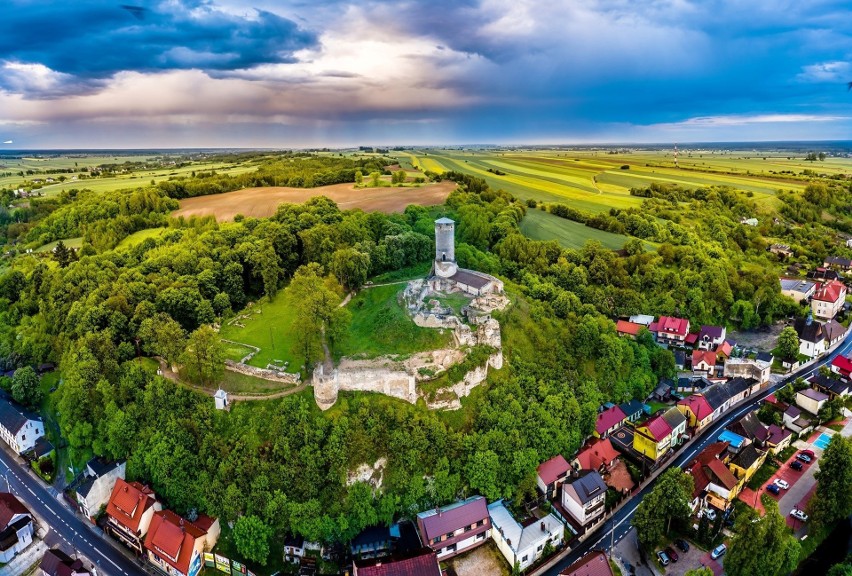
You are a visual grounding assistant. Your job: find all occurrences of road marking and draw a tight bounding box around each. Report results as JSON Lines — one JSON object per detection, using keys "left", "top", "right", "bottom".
{"left": 96, "top": 548, "right": 123, "bottom": 570}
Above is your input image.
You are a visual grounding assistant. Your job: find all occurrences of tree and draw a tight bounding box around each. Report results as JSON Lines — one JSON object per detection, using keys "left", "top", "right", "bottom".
{"left": 810, "top": 435, "right": 852, "bottom": 527}
{"left": 233, "top": 515, "right": 273, "bottom": 565}
{"left": 369, "top": 171, "right": 382, "bottom": 187}
{"left": 53, "top": 240, "right": 72, "bottom": 268}
{"left": 138, "top": 313, "right": 186, "bottom": 368}
{"left": 726, "top": 497, "right": 800, "bottom": 576}
{"left": 11, "top": 366, "right": 42, "bottom": 407}
{"left": 330, "top": 248, "right": 371, "bottom": 291}
{"left": 181, "top": 326, "right": 224, "bottom": 387}
{"left": 392, "top": 170, "right": 407, "bottom": 185}
{"left": 355, "top": 170, "right": 363, "bottom": 186}
{"left": 632, "top": 468, "right": 693, "bottom": 548}
{"left": 285, "top": 264, "right": 347, "bottom": 366}
{"left": 828, "top": 562, "right": 852, "bottom": 576}
{"left": 777, "top": 326, "right": 800, "bottom": 360}
{"left": 685, "top": 569, "right": 714, "bottom": 576}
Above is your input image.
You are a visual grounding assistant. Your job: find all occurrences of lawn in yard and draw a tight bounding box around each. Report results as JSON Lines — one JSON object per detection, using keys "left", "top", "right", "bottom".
{"left": 747, "top": 459, "right": 780, "bottom": 490}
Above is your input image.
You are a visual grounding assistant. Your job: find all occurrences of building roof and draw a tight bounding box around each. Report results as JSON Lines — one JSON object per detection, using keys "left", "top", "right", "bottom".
{"left": 756, "top": 351, "right": 774, "bottom": 363}
{"left": 487, "top": 500, "right": 562, "bottom": 555}
{"left": 717, "top": 340, "right": 735, "bottom": 358}
{"left": 86, "top": 457, "right": 120, "bottom": 478}
{"left": 76, "top": 476, "right": 97, "bottom": 499}
{"left": 699, "top": 325, "right": 725, "bottom": 341}
{"left": 717, "top": 430, "right": 746, "bottom": 449}
{"left": 434, "top": 217, "right": 455, "bottom": 225}
{"left": 574, "top": 438, "right": 620, "bottom": 471}
{"left": 780, "top": 278, "right": 816, "bottom": 295}
{"left": 595, "top": 405, "right": 627, "bottom": 435}
{"left": 692, "top": 442, "right": 739, "bottom": 492}
{"left": 39, "top": 549, "right": 90, "bottom": 576}
{"left": 724, "top": 377, "right": 754, "bottom": 398}
{"left": 416, "top": 496, "right": 488, "bottom": 541}
{"left": 809, "top": 374, "right": 852, "bottom": 396}
{"left": 813, "top": 280, "right": 846, "bottom": 303}
{"left": 615, "top": 320, "right": 643, "bottom": 337}
{"left": 144, "top": 510, "right": 208, "bottom": 576}
{"left": 656, "top": 316, "right": 689, "bottom": 336}
{"left": 639, "top": 414, "right": 673, "bottom": 442}
{"left": 685, "top": 333, "right": 699, "bottom": 345}
{"left": 832, "top": 354, "right": 852, "bottom": 375}
{"left": 106, "top": 479, "right": 157, "bottom": 534}
{"left": 536, "top": 455, "right": 571, "bottom": 487}
{"left": 448, "top": 269, "right": 492, "bottom": 290}
{"left": 0, "top": 493, "right": 29, "bottom": 531}
{"left": 731, "top": 412, "right": 769, "bottom": 442}
{"left": 678, "top": 395, "right": 714, "bottom": 421}
{"left": 618, "top": 399, "right": 644, "bottom": 417}
{"left": 825, "top": 256, "right": 852, "bottom": 267}
{"left": 784, "top": 405, "right": 801, "bottom": 418}
{"left": 825, "top": 319, "right": 846, "bottom": 342}
{"left": 354, "top": 548, "right": 441, "bottom": 576}
{"left": 692, "top": 349, "right": 716, "bottom": 368}
{"left": 798, "top": 388, "right": 829, "bottom": 402}
{"left": 701, "top": 384, "right": 730, "bottom": 410}
{"left": 565, "top": 471, "right": 607, "bottom": 505}
{"left": 560, "top": 551, "right": 615, "bottom": 576}
{"left": 0, "top": 392, "right": 41, "bottom": 435}
{"left": 731, "top": 443, "right": 762, "bottom": 470}
{"left": 661, "top": 407, "right": 686, "bottom": 431}
{"left": 674, "top": 350, "right": 686, "bottom": 366}
{"left": 629, "top": 314, "right": 655, "bottom": 326}
{"left": 808, "top": 268, "right": 841, "bottom": 281}
{"left": 795, "top": 317, "right": 825, "bottom": 344}
{"left": 767, "top": 424, "right": 792, "bottom": 445}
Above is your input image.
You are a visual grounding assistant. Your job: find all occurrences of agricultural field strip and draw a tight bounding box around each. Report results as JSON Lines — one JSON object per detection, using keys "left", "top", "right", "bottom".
{"left": 519, "top": 208, "right": 630, "bottom": 250}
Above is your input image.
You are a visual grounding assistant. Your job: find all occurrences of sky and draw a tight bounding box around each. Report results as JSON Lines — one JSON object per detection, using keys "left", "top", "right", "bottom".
{"left": 0, "top": 0, "right": 850, "bottom": 148}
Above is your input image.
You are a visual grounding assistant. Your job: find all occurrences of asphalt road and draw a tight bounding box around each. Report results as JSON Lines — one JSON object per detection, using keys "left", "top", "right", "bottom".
{"left": 0, "top": 448, "right": 148, "bottom": 576}
{"left": 542, "top": 334, "right": 852, "bottom": 576}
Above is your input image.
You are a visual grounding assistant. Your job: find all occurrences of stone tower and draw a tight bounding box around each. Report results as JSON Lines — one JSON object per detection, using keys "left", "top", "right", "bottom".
{"left": 434, "top": 217, "right": 458, "bottom": 278}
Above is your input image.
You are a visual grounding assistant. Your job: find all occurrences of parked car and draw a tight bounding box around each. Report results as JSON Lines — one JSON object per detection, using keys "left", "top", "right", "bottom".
{"left": 675, "top": 538, "right": 690, "bottom": 552}
{"left": 766, "top": 483, "right": 781, "bottom": 495}
{"left": 712, "top": 544, "right": 727, "bottom": 559}
{"left": 701, "top": 508, "right": 717, "bottom": 520}
{"left": 791, "top": 509, "right": 809, "bottom": 522}
{"left": 657, "top": 551, "right": 670, "bottom": 566}
{"left": 801, "top": 449, "right": 815, "bottom": 458}
{"left": 790, "top": 460, "right": 804, "bottom": 471}
{"left": 665, "top": 547, "right": 679, "bottom": 562}
{"left": 774, "top": 479, "right": 790, "bottom": 490}
{"left": 796, "top": 453, "right": 812, "bottom": 463}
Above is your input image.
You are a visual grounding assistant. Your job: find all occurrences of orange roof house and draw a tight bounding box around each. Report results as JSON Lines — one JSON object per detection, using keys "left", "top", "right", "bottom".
{"left": 144, "top": 510, "right": 221, "bottom": 576}
{"left": 573, "top": 438, "right": 619, "bottom": 472}
{"left": 105, "top": 479, "right": 162, "bottom": 554}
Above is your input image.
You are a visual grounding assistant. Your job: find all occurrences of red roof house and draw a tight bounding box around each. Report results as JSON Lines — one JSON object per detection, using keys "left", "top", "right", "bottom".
{"left": 691, "top": 350, "right": 717, "bottom": 373}
{"left": 105, "top": 479, "right": 161, "bottom": 553}
{"left": 560, "top": 550, "right": 615, "bottom": 576}
{"left": 640, "top": 414, "right": 673, "bottom": 442}
{"left": 537, "top": 455, "right": 571, "bottom": 498}
{"left": 653, "top": 316, "right": 691, "bottom": 344}
{"left": 615, "top": 320, "right": 643, "bottom": 338}
{"left": 595, "top": 405, "right": 627, "bottom": 438}
{"left": 144, "top": 510, "right": 220, "bottom": 576}
{"left": 832, "top": 354, "right": 852, "bottom": 379}
{"left": 353, "top": 548, "right": 442, "bottom": 576}
{"left": 573, "top": 438, "right": 620, "bottom": 472}
{"left": 812, "top": 280, "right": 848, "bottom": 319}
{"left": 677, "top": 395, "right": 714, "bottom": 429}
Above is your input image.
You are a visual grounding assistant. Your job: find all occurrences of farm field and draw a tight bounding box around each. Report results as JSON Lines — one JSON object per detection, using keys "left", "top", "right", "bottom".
{"left": 520, "top": 208, "right": 634, "bottom": 250}
{"left": 114, "top": 227, "right": 168, "bottom": 249}
{"left": 172, "top": 180, "right": 455, "bottom": 220}
{"left": 34, "top": 236, "right": 83, "bottom": 253}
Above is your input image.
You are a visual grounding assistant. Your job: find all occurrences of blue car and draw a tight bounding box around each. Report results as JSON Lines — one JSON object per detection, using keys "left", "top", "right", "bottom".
{"left": 766, "top": 483, "right": 781, "bottom": 495}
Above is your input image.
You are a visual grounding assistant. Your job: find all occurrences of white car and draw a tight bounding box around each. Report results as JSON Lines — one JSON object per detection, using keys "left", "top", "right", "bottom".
{"left": 774, "top": 479, "right": 790, "bottom": 490}
{"left": 700, "top": 508, "right": 717, "bottom": 520}
{"left": 790, "top": 509, "right": 808, "bottom": 522}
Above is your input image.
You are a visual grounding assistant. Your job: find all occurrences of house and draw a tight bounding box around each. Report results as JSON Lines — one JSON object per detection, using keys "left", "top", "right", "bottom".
{"left": 766, "top": 425, "right": 792, "bottom": 454}
{"left": 847, "top": 239, "right": 852, "bottom": 249}
{"left": 691, "top": 350, "right": 717, "bottom": 375}
{"left": 795, "top": 315, "right": 827, "bottom": 359}
{"left": 633, "top": 414, "right": 673, "bottom": 461}
{"left": 0, "top": 393, "right": 45, "bottom": 454}
{"left": 651, "top": 380, "right": 673, "bottom": 401}
{"left": 561, "top": 471, "right": 607, "bottom": 529}
{"left": 352, "top": 548, "right": 441, "bottom": 576}
{"left": 729, "top": 412, "right": 769, "bottom": 446}
{"left": 488, "top": 500, "right": 564, "bottom": 572}
{"left": 716, "top": 340, "right": 735, "bottom": 361}
{"left": 808, "top": 374, "right": 852, "bottom": 399}
{"left": 559, "top": 550, "right": 615, "bottom": 576}
{"left": 741, "top": 218, "right": 758, "bottom": 226}
{"left": 144, "top": 510, "right": 220, "bottom": 576}
{"left": 650, "top": 316, "right": 690, "bottom": 346}
{"left": 615, "top": 320, "right": 643, "bottom": 339}
{"left": 728, "top": 444, "right": 767, "bottom": 489}
{"left": 698, "top": 326, "right": 727, "bottom": 350}
{"left": 105, "top": 479, "right": 162, "bottom": 555}
{"left": 283, "top": 535, "right": 305, "bottom": 563}
{"left": 39, "top": 549, "right": 91, "bottom": 576}
{"left": 629, "top": 314, "right": 655, "bottom": 326}
{"left": 824, "top": 256, "right": 852, "bottom": 271}
{"left": 831, "top": 354, "right": 852, "bottom": 379}
{"left": 618, "top": 400, "right": 644, "bottom": 423}
{"left": 723, "top": 357, "right": 771, "bottom": 385}
{"left": 213, "top": 389, "right": 228, "bottom": 410}
{"left": 723, "top": 377, "right": 755, "bottom": 406}
{"left": 594, "top": 405, "right": 626, "bottom": 438}
{"left": 536, "top": 456, "right": 571, "bottom": 499}
{"left": 677, "top": 395, "right": 714, "bottom": 431}
{"left": 782, "top": 406, "right": 812, "bottom": 435}
{"left": 688, "top": 442, "right": 740, "bottom": 513}
{"left": 780, "top": 278, "right": 817, "bottom": 302}
{"left": 812, "top": 280, "right": 847, "bottom": 319}
{"left": 0, "top": 493, "right": 33, "bottom": 563}
{"left": 572, "top": 438, "right": 620, "bottom": 474}
{"left": 808, "top": 267, "right": 842, "bottom": 282}
{"left": 700, "top": 384, "right": 732, "bottom": 421}
{"left": 717, "top": 429, "right": 747, "bottom": 451}
{"left": 76, "top": 458, "right": 126, "bottom": 522}
{"left": 416, "top": 496, "right": 490, "bottom": 560}
{"left": 796, "top": 388, "right": 829, "bottom": 415}
{"left": 769, "top": 244, "right": 793, "bottom": 258}
{"left": 661, "top": 407, "right": 688, "bottom": 446}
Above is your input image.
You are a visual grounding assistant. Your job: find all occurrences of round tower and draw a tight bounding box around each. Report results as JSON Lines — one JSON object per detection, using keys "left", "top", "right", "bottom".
{"left": 434, "top": 217, "right": 458, "bottom": 278}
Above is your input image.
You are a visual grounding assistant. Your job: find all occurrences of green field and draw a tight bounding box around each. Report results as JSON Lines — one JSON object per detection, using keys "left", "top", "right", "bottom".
{"left": 336, "top": 284, "right": 453, "bottom": 359}
{"left": 114, "top": 227, "right": 168, "bottom": 250}
{"left": 520, "top": 208, "right": 634, "bottom": 250}
{"left": 34, "top": 236, "right": 83, "bottom": 253}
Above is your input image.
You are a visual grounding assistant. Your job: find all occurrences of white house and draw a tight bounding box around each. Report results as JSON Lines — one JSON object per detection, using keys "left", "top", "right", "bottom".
{"left": 0, "top": 394, "right": 45, "bottom": 454}
{"left": 488, "top": 501, "right": 564, "bottom": 572}
{"left": 812, "top": 281, "right": 847, "bottom": 320}
{"left": 795, "top": 316, "right": 827, "bottom": 359}
{"left": 0, "top": 493, "right": 34, "bottom": 563}
{"left": 76, "top": 459, "right": 126, "bottom": 521}
{"left": 796, "top": 388, "right": 829, "bottom": 416}
{"left": 561, "top": 471, "right": 607, "bottom": 529}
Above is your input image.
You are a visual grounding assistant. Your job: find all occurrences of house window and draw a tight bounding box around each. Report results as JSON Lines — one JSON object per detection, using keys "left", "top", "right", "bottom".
{"left": 432, "top": 537, "right": 441, "bottom": 545}
{"left": 537, "top": 544, "right": 543, "bottom": 552}
{"left": 476, "top": 532, "right": 485, "bottom": 541}
{"left": 477, "top": 519, "right": 485, "bottom": 527}
{"left": 522, "top": 555, "right": 528, "bottom": 563}
{"left": 21, "top": 435, "right": 25, "bottom": 441}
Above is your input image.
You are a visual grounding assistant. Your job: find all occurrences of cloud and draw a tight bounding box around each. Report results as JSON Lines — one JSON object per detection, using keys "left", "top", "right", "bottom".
{"left": 660, "top": 113, "right": 851, "bottom": 127}
{"left": 797, "top": 61, "right": 851, "bottom": 83}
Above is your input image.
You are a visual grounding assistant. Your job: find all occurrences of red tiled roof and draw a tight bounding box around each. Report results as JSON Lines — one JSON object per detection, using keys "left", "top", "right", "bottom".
{"left": 678, "top": 395, "right": 713, "bottom": 421}
{"left": 705, "top": 459, "right": 739, "bottom": 490}
{"left": 813, "top": 280, "right": 846, "bottom": 303}
{"left": 106, "top": 479, "right": 157, "bottom": 533}
{"left": 685, "top": 333, "right": 699, "bottom": 345}
{"left": 354, "top": 549, "right": 441, "bottom": 576}
{"left": 717, "top": 340, "right": 734, "bottom": 358}
{"left": 832, "top": 355, "right": 852, "bottom": 376}
{"left": 595, "top": 406, "right": 627, "bottom": 435}
{"left": 537, "top": 455, "right": 571, "bottom": 486}
{"left": 575, "top": 438, "right": 619, "bottom": 471}
{"left": 657, "top": 316, "right": 689, "bottom": 336}
{"left": 560, "top": 551, "right": 615, "bottom": 576}
{"left": 616, "top": 320, "right": 643, "bottom": 336}
{"left": 0, "top": 492, "right": 29, "bottom": 530}
{"left": 144, "top": 510, "right": 208, "bottom": 575}
{"left": 689, "top": 442, "right": 737, "bottom": 496}
{"left": 640, "top": 415, "right": 672, "bottom": 442}
{"left": 692, "top": 350, "right": 716, "bottom": 368}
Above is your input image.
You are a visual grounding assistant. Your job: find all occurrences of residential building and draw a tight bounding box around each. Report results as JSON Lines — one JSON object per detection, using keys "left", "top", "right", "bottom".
{"left": 650, "top": 316, "right": 690, "bottom": 346}
{"left": 283, "top": 535, "right": 305, "bottom": 564}
{"left": 716, "top": 339, "right": 735, "bottom": 360}
{"left": 795, "top": 315, "right": 828, "bottom": 358}
{"left": 594, "top": 405, "right": 626, "bottom": 439}
{"left": 559, "top": 550, "right": 615, "bottom": 576}
{"left": 561, "top": 471, "right": 607, "bottom": 528}
{"left": 351, "top": 525, "right": 394, "bottom": 559}
{"left": 808, "top": 268, "right": 842, "bottom": 282}
{"left": 769, "top": 244, "right": 793, "bottom": 258}
{"left": 723, "top": 357, "right": 771, "bottom": 384}
{"left": 416, "top": 496, "right": 490, "bottom": 560}
{"left": 728, "top": 444, "right": 767, "bottom": 489}
{"left": 723, "top": 377, "right": 755, "bottom": 406}
{"left": 766, "top": 425, "right": 792, "bottom": 454}
{"left": 779, "top": 278, "right": 816, "bottom": 302}
{"left": 728, "top": 412, "right": 769, "bottom": 446}
{"left": 698, "top": 326, "right": 727, "bottom": 350}
{"left": 615, "top": 320, "right": 643, "bottom": 339}
{"left": 629, "top": 314, "right": 655, "bottom": 326}
{"left": 39, "top": 549, "right": 91, "bottom": 576}
{"left": 0, "top": 493, "right": 34, "bottom": 563}
{"left": 488, "top": 501, "right": 564, "bottom": 572}
{"left": 688, "top": 442, "right": 740, "bottom": 513}
{"left": 661, "top": 407, "right": 688, "bottom": 447}
{"left": 808, "top": 374, "right": 852, "bottom": 399}
{"left": 618, "top": 400, "right": 644, "bottom": 423}
{"left": 633, "top": 414, "right": 673, "bottom": 461}
{"left": 536, "top": 455, "right": 571, "bottom": 499}
{"left": 76, "top": 458, "right": 126, "bottom": 522}
{"left": 677, "top": 395, "right": 714, "bottom": 431}
{"left": 0, "top": 393, "right": 45, "bottom": 454}
{"left": 674, "top": 350, "right": 686, "bottom": 370}
{"left": 847, "top": 239, "right": 852, "bottom": 249}
{"left": 352, "top": 549, "right": 441, "bottom": 576}
{"left": 831, "top": 354, "right": 852, "bottom": 379}
{"left": 700, "top": 384, "right": 732, "bottom": 421}
{"left": 572, "top": 438, "right": 619, "bottom": 474}
{"left": 783, "top": 406, "right": 812, "bottom": 435}
{"left": 824, "top": 256, "right": 852, "bottom": 271}
{"left": 691, "top": 350, "right": 717, "bottom": 375}
{"left": 144, "top": 510, "right": 220, "bottom": 576}
{"left": 105, "top": 479, "right": 161, "bottom": 555}
{"left": 717, "top": 429, "right": 747, "bottom": 452}
{"left": 796, "top": 388, "right": 829, "bottom": 415}
{"left": 812, "top": 280, "right": 847, "bottom": 320}
{"left": 741, "top": 217, "right": 758, "bottom": 226}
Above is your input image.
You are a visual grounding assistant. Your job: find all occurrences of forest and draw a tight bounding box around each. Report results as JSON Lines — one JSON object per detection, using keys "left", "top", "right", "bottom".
{"left": 0, "top": 154, "right": 850, "bottom": 567}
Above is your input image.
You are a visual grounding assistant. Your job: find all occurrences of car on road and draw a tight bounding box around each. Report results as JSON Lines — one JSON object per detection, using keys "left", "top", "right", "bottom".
{"left": 791, "top": 509, "right": 809, "bottom": 522}
{"left": 712, "top": 544, "right": 727, "bottom": 559}
{"left": 665, "top": 547, "right": 679, "bottom": 562}
{"left": 790, "top": 460, "right": 804, "bottom": 471}
{"left": 766, "top": 483, "right": 781, "bottom": 495}
{"left": 657, "top": 551, "right": 670, "bottom": 566}
{"left": 774, "top": 479, "right": 790, "bottom": 490}
{"left": 675, "top": 538, "right": 690, "bottom": 552}
{"left": 797, "top": 453, "right": 813, "bottom": 463}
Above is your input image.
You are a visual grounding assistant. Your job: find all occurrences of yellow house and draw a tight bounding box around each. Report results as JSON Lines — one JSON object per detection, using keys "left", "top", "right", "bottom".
{"left": 727, "top": 444, "right": 766, "bottom": 492}
{"left": 677, "top": 395, "right": 714, "bottom": 431}
{"left": 633, "top": 415, "right": 673, "bottom": 461}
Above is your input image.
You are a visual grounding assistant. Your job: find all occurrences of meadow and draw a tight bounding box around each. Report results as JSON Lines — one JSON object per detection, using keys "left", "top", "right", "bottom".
{"left": 520, "top": 208, "right": 636, "bottom": 250}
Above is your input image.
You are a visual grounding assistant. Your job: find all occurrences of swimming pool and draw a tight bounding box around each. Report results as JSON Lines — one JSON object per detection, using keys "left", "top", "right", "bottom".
{"left": 814, "top": 433, "right": 832, "bottom": 450}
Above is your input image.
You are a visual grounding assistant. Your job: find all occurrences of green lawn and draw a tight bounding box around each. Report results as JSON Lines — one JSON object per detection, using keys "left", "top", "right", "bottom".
{"left": 221, "top": 341, "right": 257, "bottom": 363}
{"left": 38, "top": 371, "right": 90, "bottom": 483}
{"left": 336, "top": 284, "right": 453, "bottom": 359}
{"left": 114, "top": 227, "right": 168, "bottom": 249}
{"left": 433, "top": 292, "right": 473, "bottom": 316}
{"left": 520, "top": 208, "right": 634, "bottom": 250}
{"left": 217, "top": 369, "right": 300, "bottom": 395}
{"left": 34, "top": 237, "right": 83, "bottom": 253}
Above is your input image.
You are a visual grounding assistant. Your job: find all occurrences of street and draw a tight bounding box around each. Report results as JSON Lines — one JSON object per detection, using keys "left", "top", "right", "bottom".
{"left": 541, "top": 333, "right": 852, "bottom": 576}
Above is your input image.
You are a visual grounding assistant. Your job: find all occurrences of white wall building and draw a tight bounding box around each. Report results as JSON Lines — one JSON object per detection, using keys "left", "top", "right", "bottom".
{"left": 0, "top": 394, "right": 45, "bottom": 454}
{"left": 488, "top": 501, "right": 564, "bottom": 572}
{"left": 76, "top": 459, "right": 126, "bottom": 521}
{"left": 561, "top": 471, "right": 607, "bottom": 528}
{"left": 0, "top": 493, "right": 34, "bottom": 563}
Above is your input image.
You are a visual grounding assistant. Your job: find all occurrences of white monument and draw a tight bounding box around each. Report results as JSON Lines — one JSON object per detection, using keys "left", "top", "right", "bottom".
{"left": 214, "top": 389, "right": 229, "bottom": 410}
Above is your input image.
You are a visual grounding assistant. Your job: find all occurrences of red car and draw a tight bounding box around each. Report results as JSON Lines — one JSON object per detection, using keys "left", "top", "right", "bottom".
{"left": 800, "top": 449, "right": 815, "bottom": 459}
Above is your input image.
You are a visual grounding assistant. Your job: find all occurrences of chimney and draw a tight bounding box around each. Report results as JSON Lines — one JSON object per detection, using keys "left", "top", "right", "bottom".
{"left": 540, "top": 521, "right": 546, "bottom": 532}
